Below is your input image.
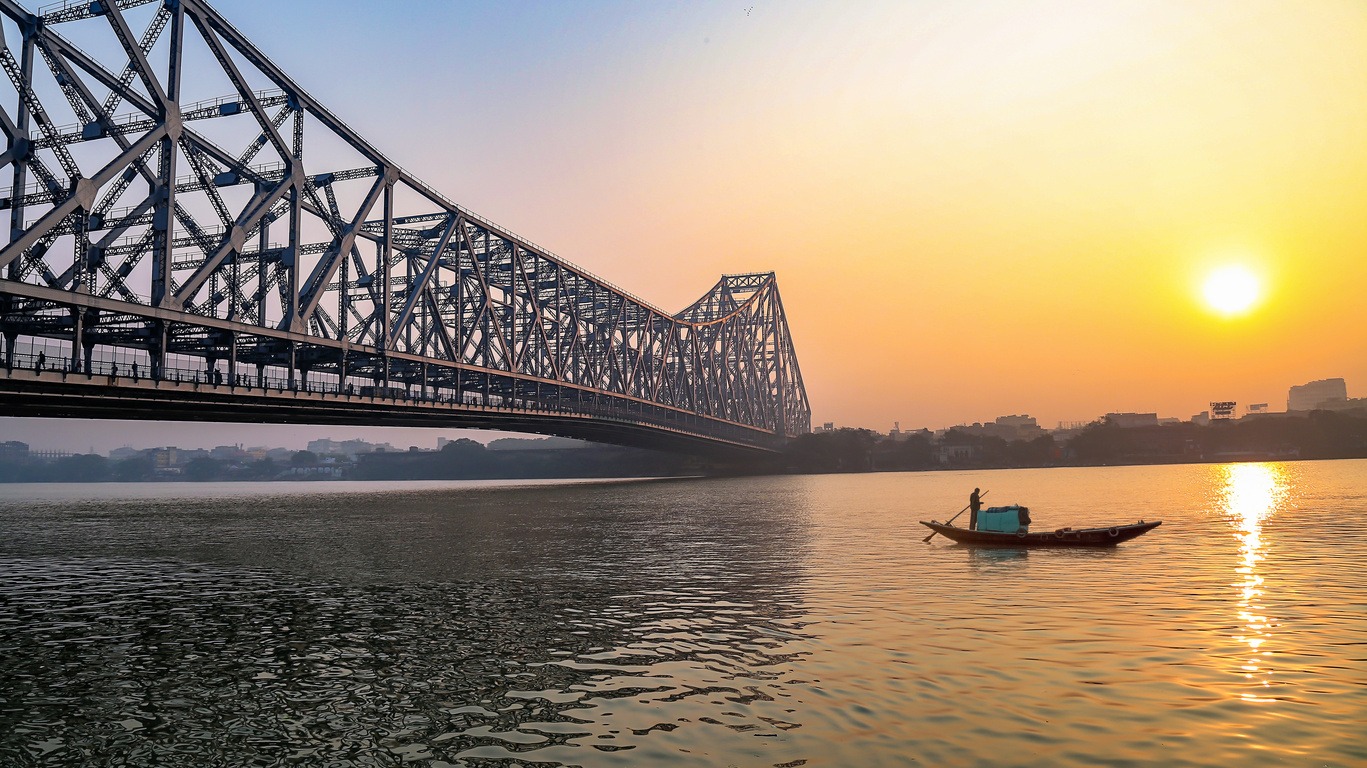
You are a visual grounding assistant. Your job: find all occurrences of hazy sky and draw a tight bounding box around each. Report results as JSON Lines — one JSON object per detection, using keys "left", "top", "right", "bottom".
{"left": 5, "top": 0, "right": 1367, "bottom": 451}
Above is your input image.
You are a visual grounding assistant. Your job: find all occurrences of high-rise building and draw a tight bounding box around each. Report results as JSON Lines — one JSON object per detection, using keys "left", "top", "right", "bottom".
{"left": 1288, "top": 378, "right": 1348, "bottom": 412}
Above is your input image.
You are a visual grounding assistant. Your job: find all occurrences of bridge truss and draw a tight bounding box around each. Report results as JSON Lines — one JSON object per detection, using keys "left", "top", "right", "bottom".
{"left": 0, "top": 0, "right": 809, "bottom": 454}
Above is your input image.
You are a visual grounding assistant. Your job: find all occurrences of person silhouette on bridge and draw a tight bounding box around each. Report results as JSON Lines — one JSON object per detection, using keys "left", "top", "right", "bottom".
{"left": 969, "top": 487, "right": 983, "bottom": 530}
{"left": 35, "top": 351, "right": 44, "bottom": 374}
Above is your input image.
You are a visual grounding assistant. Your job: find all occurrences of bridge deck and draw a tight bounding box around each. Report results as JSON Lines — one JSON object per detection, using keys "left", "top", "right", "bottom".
{"left": 0, "top": 365, "right": 779, "bottom": 459}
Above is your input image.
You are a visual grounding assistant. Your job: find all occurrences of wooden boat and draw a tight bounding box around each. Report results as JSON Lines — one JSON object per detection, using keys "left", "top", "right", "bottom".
{"left": 920, "top": 519, "right": 1161, "bottom": 547}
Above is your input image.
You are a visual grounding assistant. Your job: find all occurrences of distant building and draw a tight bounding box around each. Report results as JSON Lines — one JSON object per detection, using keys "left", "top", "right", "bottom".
{"left": 1191, "top": 411, "right": 1210, "bottom": 426}
{"left": 150, "top": 447, "right": 180, "bottom": 469}
{"left": 306, "top": 438, "right": 390, "bottom": 458}
{"left": 211, "top": 444, "right": 248, "bottom": 461}
{"left": 108, "top": 446, "right": 141, "bottom": 462}
{"left": 940, "top": 415, "right": 1045, "bottom": 442}
{"left": 935, "top": 444, "right": 978, "bottom": 465}
{"left": 1303, "top": 397, "right": 1367, "bottom": 414}
{"left": 886, "top": 423, "right": 931, "bottom": 442}
{"left": 0, "top": 441, "right": 30, "bottom": 461}
{"left": 989, "top": 414, "right": 1046, "bottom": 441}
{"left": 1105, "top": 412, "right": 1159, "bottom": 428}
{"left": 1288, "top": 378, "right": 1348, "bottom": 412}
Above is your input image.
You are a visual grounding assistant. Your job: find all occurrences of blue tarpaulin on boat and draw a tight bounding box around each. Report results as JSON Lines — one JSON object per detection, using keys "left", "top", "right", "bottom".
{"left": 978, "top": 505, "right": 1029, "bottom": 533}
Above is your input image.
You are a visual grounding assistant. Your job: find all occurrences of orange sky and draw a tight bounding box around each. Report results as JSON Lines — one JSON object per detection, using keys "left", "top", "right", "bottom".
{"left": 368, "top": 0, "right": 1364, "bottom": 431}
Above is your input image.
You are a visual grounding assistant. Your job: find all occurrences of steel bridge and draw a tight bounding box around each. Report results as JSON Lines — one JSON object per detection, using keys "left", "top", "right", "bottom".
{"left": 0, "top": 0, "right": 809, "bottom": 456}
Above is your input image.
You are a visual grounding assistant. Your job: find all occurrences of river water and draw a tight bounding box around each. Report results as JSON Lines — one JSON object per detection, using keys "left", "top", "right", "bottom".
{"left": 1, "top": 462, "right": 1364, "bottom": 767}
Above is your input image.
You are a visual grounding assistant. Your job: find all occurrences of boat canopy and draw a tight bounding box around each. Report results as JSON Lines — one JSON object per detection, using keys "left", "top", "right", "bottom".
{"left": 978, "top": 505, "right": 1031, "bottom": 533}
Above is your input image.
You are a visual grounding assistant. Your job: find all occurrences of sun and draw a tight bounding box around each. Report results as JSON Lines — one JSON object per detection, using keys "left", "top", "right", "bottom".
{"left": 1202, "top": 265, "right": 1262, "bottom": 316}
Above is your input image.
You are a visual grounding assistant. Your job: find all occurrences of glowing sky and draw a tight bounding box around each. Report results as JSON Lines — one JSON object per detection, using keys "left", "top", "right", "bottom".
{"left": 7, "top": 0, "right": 1367, "bottom": 450}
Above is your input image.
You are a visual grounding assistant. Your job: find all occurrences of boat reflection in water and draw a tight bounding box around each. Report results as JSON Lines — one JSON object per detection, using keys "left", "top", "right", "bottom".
{"left": 1218, "top": 462, "right": 1288, "bottom": 702}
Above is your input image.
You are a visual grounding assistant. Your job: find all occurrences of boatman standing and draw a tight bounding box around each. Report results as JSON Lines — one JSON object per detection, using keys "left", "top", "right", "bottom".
{"left": 969, "top": 488, "right": 982, "bottom": 530}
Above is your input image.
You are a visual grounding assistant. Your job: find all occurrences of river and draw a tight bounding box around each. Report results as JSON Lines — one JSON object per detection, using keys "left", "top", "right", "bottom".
{"left": 1, "top": 461, "right": 1364, "bottom": 766}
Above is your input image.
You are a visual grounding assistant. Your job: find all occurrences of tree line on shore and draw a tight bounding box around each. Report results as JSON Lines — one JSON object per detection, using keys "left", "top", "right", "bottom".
{"left": 784, "top": 409, "right": 1367, "bottom": 473}
{"left": 3, "top": 409, "right": 1365, "bottom": 483}
{"left": 0, "top": 439, "right": 701, "bottom": 483}
{"left": 0, "top": 452, "right": 312, "bottom": 483}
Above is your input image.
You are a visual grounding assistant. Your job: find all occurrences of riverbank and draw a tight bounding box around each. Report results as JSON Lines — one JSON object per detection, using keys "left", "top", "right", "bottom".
{"left": 3, "top": 408, "right": 1363, "bottom": 482}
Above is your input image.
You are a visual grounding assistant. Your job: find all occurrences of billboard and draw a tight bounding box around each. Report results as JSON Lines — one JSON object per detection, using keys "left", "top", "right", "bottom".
{"left": 1210, "top": 401, "right": 1237, "bottom": 419}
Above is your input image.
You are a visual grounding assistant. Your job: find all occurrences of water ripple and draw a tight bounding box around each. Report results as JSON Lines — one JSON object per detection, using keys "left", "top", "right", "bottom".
{"left": 1, "top": 462, "right": 1365, "bottom": 766}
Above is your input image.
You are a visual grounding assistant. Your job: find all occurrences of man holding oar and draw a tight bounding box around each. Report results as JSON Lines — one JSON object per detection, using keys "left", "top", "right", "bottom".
{"left": 922, "top": 489, "right": 987, "bottom": 542}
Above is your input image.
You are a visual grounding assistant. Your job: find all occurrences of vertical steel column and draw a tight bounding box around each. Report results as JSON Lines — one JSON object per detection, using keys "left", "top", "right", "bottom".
{"left": 151, "top": 320, "right": 166, "bottom": 380}
{"left": 285, "top": 178, "right": 301, "bottom": 390}
{"left": 152, "top": 3, "right": 183, "bottom": 309}
{"left": 380, "top": 181, "right": 392, "bottom": 383}
{"left": 3, "top": 20, "right": 33, "bottom": 367}
{"left": 72, "top": 307, "right": 84, "bottom": 373}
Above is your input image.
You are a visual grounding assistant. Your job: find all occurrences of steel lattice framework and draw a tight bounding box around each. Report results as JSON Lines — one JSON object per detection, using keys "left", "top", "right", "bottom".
{"left": 0, "top": 0, "right": 809, "bottom": 454}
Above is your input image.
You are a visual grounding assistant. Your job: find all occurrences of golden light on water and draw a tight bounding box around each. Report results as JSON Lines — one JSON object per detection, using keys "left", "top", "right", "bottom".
{"left": 1218, "top": 462, "right": 1288, "bottom": 702}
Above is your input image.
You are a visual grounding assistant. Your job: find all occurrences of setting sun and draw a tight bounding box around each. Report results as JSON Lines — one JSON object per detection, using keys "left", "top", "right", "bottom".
{"left": 1202, "top": 266, "right": 1262, "bottom": 317}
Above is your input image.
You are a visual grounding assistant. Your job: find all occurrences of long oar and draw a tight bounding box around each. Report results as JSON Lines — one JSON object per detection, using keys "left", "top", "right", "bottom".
{"left": 923, "top": 490, "right": 988, "bottom": 543}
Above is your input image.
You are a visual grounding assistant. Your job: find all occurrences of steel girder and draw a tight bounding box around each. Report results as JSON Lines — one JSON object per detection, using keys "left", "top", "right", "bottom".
{"left": 0, "top": 0, "right": 810, "bottom": 448}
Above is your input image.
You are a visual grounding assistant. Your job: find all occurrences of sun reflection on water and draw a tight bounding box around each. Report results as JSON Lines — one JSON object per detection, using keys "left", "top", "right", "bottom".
{"left": 1217, "top": 462, "right": 1288, "bottom": 702}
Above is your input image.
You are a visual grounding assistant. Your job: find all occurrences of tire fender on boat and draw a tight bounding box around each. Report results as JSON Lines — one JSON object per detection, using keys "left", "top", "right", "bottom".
{"left": 1108, "top": 527, "right": 1120, "bottom": 537}
{"left": 1016, "top": 529, "right": 1028, "bottom": 538}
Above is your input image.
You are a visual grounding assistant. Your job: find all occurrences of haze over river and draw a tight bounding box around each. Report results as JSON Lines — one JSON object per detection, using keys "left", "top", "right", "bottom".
{"left": 2, "top": 462, "right": 1365, "bottom": 767}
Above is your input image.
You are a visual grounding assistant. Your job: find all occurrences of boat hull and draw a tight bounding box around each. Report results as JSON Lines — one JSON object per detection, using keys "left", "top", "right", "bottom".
{"left": 920, "top": 520, "right": 1161, "bottom": 547}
